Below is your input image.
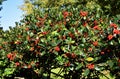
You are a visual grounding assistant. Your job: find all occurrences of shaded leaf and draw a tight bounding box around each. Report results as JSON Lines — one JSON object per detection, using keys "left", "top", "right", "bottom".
{"left": 83, "top": 69, "right": 90, "bottom": 76}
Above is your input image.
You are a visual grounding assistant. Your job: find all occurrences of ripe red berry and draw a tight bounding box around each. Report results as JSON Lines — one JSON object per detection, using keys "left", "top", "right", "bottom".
{"left": 7, "top": 53, "right": 12, "bottom": 59}
{"left": 113, "top": 29, "right": 120, "bottom": 34}
{"left": 86, "top": 64, "right": 95, "bottom": 70}
{"left": 93, "top": 41, "right": 98, "bottom": 46}
{"left": 110, "top": 23, "right": 117, "bottom": 29}
{"left": 107, "top": 34, "right": 113, "bottom": 40}
{"left": 93, "top": 25, "right": 101, "bottom": 30}
{"left": 71, "top": 53, "right": 76, "bottom": 59}
{"left": 7, "top": 53, "right": 15, "bottom": 60}
{"left": 54, "top": 46, "right": 60, "bottom": 52}
{"left": 80, "top": 10, "right": 88, "bottom": 17}
{"left": 42, "top": 32, "right": 47, "bottom": 35}
{"left": 63, "top": 11, "right": 69, "bottom": 18}
{"left": 15, "top": 62, "right": 20, "bottom": 66}
{"left": 101, "top": 52, "right": 105, "bottom": 55}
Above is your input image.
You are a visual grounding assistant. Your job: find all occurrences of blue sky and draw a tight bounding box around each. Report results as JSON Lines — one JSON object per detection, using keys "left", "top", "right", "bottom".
{"left": 0, "top": 0, "right": 24, "bottom": 30}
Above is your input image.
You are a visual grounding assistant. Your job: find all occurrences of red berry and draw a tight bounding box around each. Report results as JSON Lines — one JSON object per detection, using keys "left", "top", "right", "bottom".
{"left": 108, "top": 34, "right": 113, "bottom": 40}
{"left": 86, "top": 64, "right": 95, "bottom": 70}
{"left": 71, "top": 53, "right": 76, "bottom": 59}
{"left": 68, "top": 32, "right": 74, "bottom": 38}
{"left": 93, "top": 25, "right": 101, "bottom": 30}
{"left": 54, "top": 46, "right": 60, "bottom": 52}
{"left": 63, "top": 11, "right": 69, "bottom": 18}
{"left": 101, "top": 52, "right": 105, "bottom": 55}
{"left": 64, "top": 62, "right": 70, "bottom": 67}
{"left": 7, "top": 53, "right": 15, "bottom": 61}
{"left": 88, "top": 47, "right": 93, "bottom": 52}
{"left": 62, "top": 35, "right": 66, "bottom": 40}
{"left": 27, "top": 65, "right": 32, "bottom": 68}
{"left": 110, "top": 23, "right": 117, "bottom": 29}
{"left": 118, "top": 59, "right": 120, "bottom": 63}
{"left": 42, "top": 32, "right": 47, "bottom": 35}
{"left": 15, "top": 62, "right": 20, "bottom": 66}
{"left": 113, "top": 29, "right": 120, "bottom": 34}
{"left": 80, "top": 10, "right": 88, "bottom": 17}
{"left": 64, "top": 53, "right": 71, "bottom": 58}
{"left": 7, "top": 53, "right": 12, "bottom": 59}
{"left": 93, "top": 41, "right": 98, "bottom": 46}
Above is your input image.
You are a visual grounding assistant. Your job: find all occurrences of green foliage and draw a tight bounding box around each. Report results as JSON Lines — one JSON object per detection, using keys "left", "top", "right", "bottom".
{"left": 0, "top": 3, "right": 120, "bottom": 79}
{"left": 20, "top": 0, "right": 33, "bottom": 15}
{"left": 96, "top": 0, "right": 120, "bottom": 16}
{"left": 22, "top": 0, "right": 120, "bottom": 16}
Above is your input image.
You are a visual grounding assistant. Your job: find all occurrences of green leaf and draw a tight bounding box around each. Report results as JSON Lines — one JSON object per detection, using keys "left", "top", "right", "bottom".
{"left": 83, "top": 69, "right": 90, "bottom": 76}
{"left": 4, "top": 68, "right": 15, "bottom": 76}
{"left": 61, "top": 46, "right": 69, "bottom": 52}
{"left": 71, "top": 46, "right": 76, "bottom": 51}
{"left": 51, "top": 31, "right": 59, "bottom": 35}
{"left": 108, "top": 60, "right": 114, "bottom": 68}
{"left": 56, "top": 40, "right": 62, "bottom": 45}
{"left": 70, "top": 40, "right": 75, "bottom": 44}
{"left": 51, "top": 42, "right": 57, "bottom": 46}
{"left": 75, "top": 63, "right": 83, "bottom": 70}
{"left": 110, "top": 41, "right": 114, "bottom": 45}
{"left": 119, "top": 40, "right": 120, "bottom": 44}
{"left": 27, "top": 45, "right": 30, "bottom": 49}
{"left": 48, "top": 20, "right": 51, "bottom": 24}
{"left": 56, "top": 56, "right": 62, "bottom": 61}
{"left": 0, "top": 61, "right": 5, "bottom": 67}
{"left": 82, "top": 38, "right": 86, "bottom": 43}
{"left": 95, "top": 66, "right": 100, "bottom": 71}
{"left": 56, "top": 56, "right": 65, "bottom": 64}
{"left": 75, "top": 50, "right": 84, "bottom": 55}
{"left": 29, "top": 32, "right": 34, "bottom": 37}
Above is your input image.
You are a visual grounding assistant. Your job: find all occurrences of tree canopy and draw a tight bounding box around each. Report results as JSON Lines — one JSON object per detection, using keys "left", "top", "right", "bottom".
{"left": 21, "top": 0, "right": 120, "bottom": 16}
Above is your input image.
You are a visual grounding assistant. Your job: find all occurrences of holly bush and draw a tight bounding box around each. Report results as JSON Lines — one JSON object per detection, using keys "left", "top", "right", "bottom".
{"left": 0, "top": 5, "right": 120, "bottom": 79}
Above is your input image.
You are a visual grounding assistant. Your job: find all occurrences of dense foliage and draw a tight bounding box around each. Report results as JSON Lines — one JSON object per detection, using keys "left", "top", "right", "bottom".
{"left": 0, "top": 3, "right": 120, "bottom": 79}
{"left": 22, "top": 0, "right": 120, "bottom": 16}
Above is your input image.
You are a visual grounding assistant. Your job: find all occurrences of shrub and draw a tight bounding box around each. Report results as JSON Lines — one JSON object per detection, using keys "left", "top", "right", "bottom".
{"left": 0, "top": 6, "right": 120, "bottom": 79}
